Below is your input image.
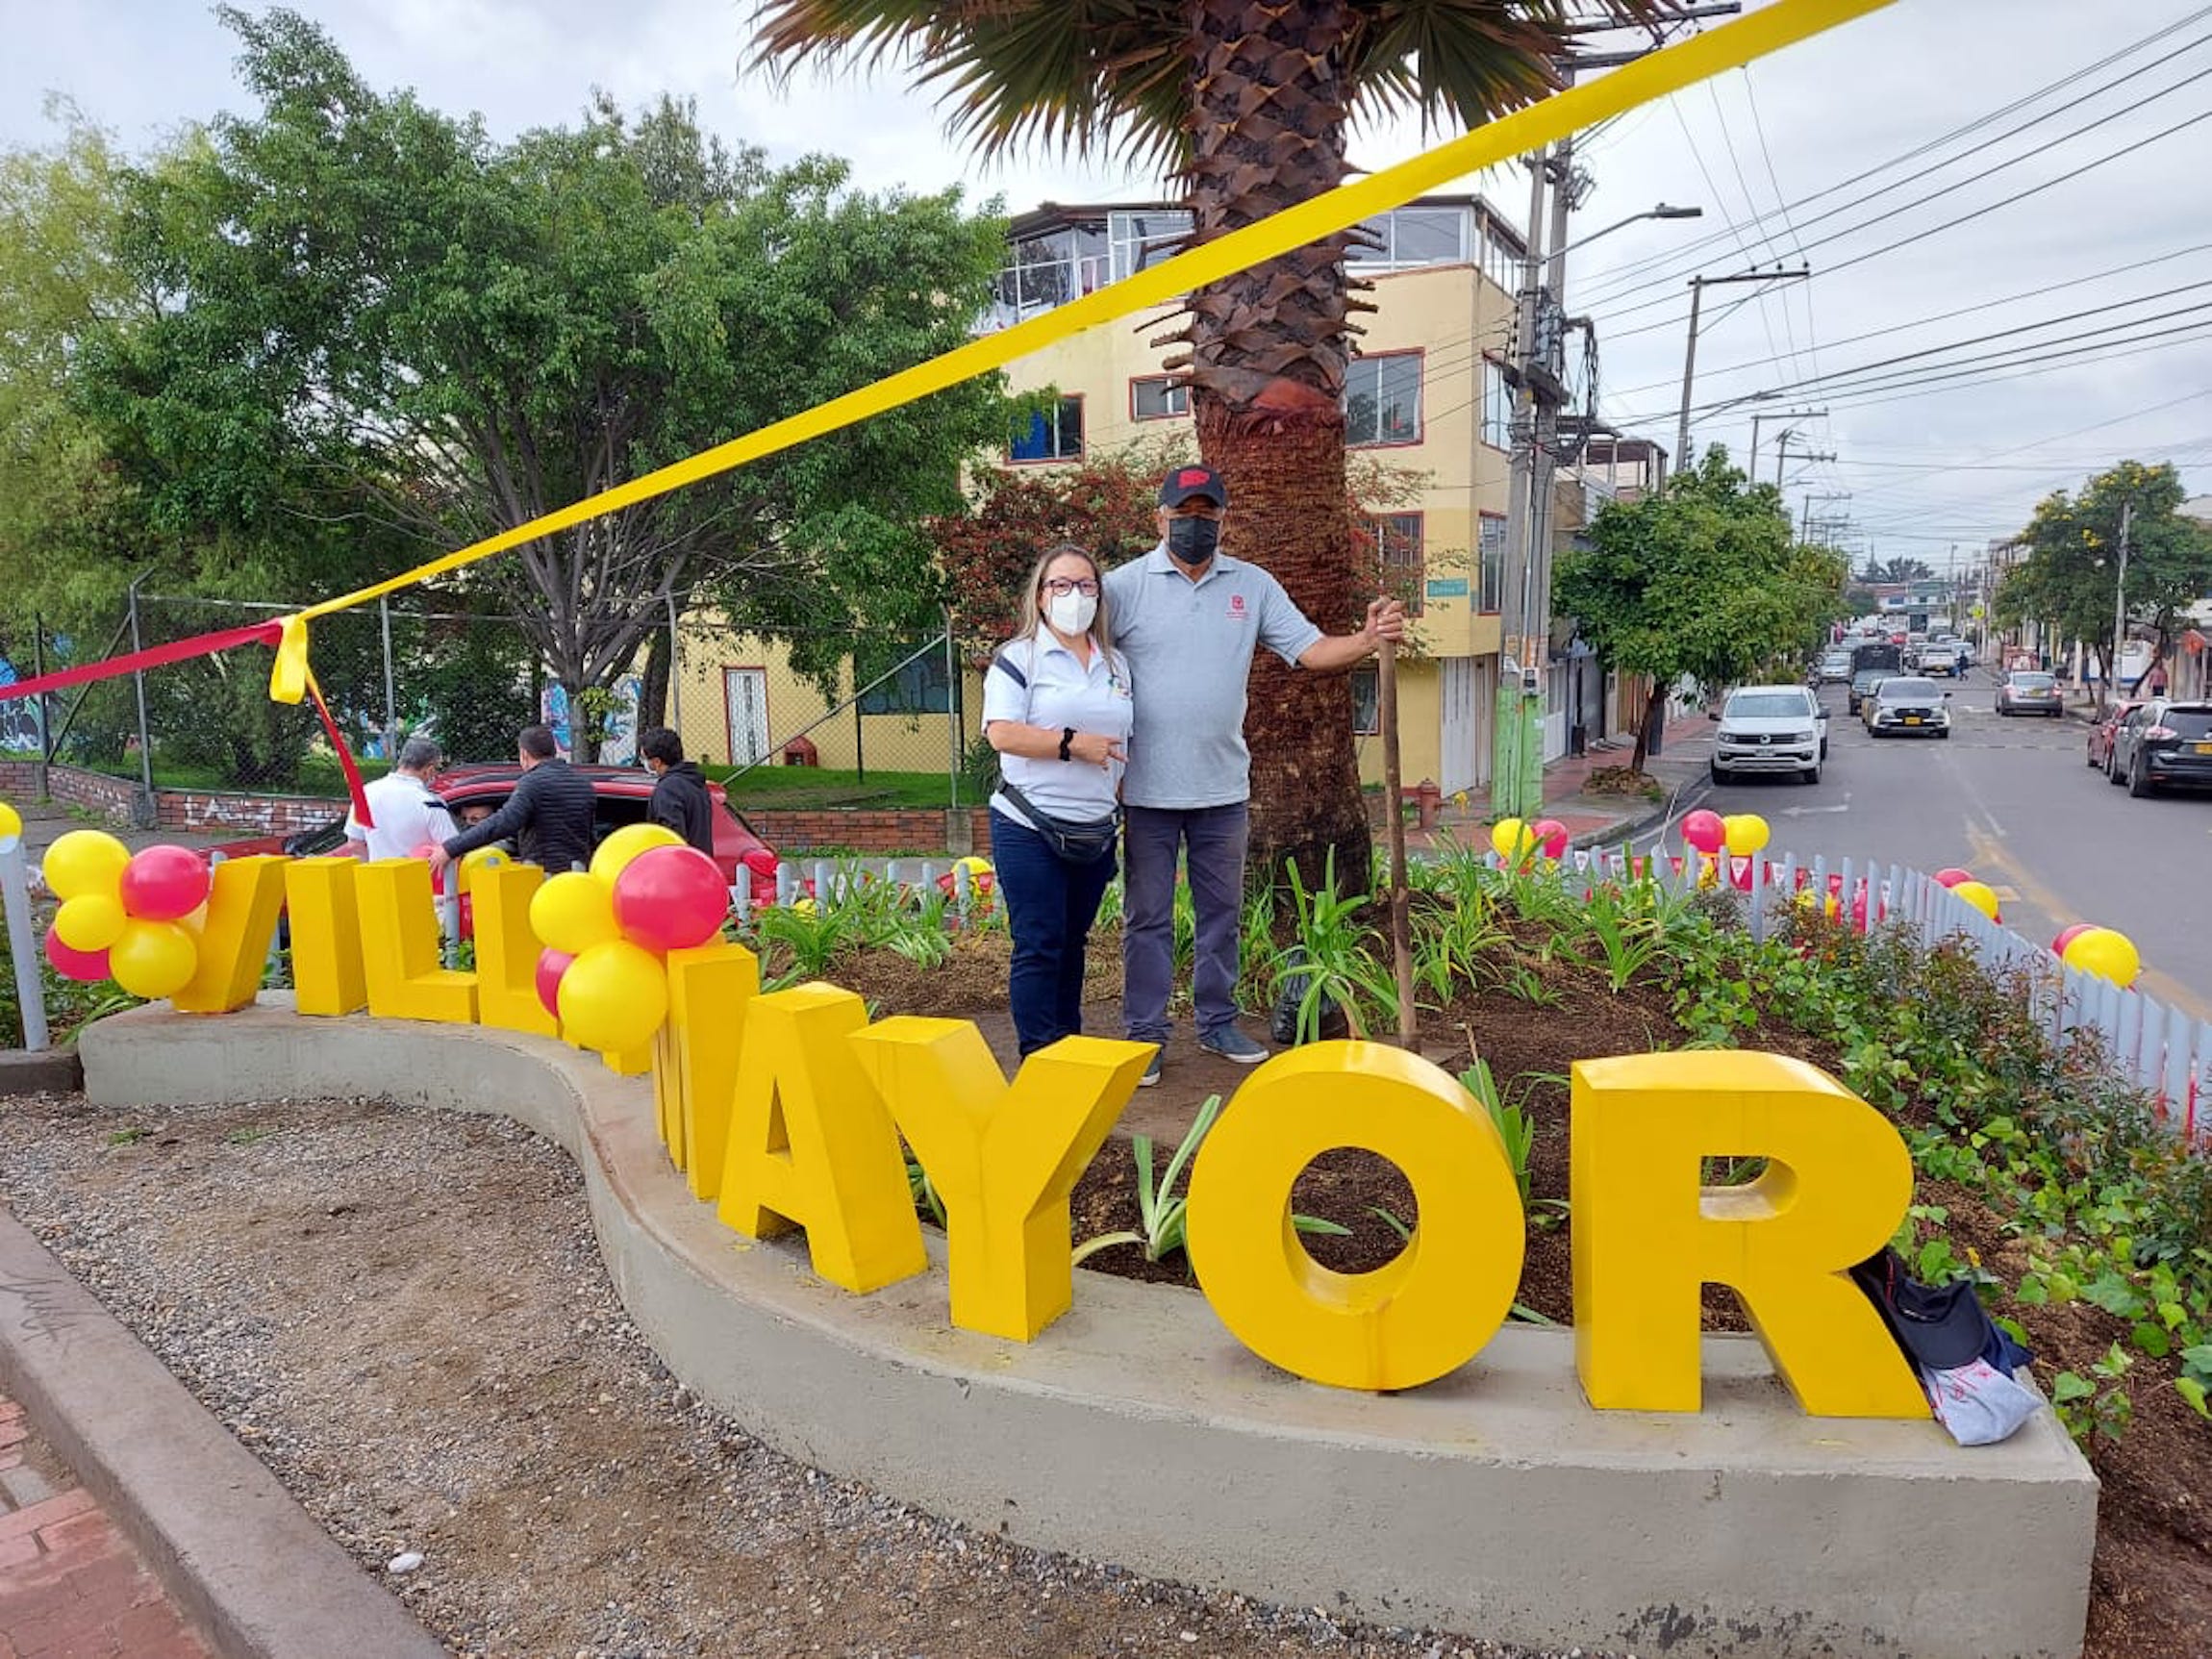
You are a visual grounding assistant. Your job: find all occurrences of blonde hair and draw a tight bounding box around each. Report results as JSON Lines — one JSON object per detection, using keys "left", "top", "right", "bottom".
{"left": 1013, "top": 542, "right": 1115, "bottom": 656}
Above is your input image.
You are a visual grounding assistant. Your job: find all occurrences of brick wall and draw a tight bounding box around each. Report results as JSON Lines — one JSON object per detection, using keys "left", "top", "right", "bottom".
{"left": 0, "top": 762, "right": 347, "bottom": 838}
{"left": 746, "top": 807, "right": 991, "bottom": 855}
{"left": 0, "top": 762, "right": 140, "bottom": 826}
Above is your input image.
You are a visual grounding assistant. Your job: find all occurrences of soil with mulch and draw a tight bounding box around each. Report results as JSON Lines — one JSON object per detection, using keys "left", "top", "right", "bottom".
{"left": 826, "top": 922, "right": 2212, "bottom": 1659}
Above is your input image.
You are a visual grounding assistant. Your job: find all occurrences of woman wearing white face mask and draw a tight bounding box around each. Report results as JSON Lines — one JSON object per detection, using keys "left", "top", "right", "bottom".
{"left": 981, "top": 543, "right": 1135, "bottom": 1056}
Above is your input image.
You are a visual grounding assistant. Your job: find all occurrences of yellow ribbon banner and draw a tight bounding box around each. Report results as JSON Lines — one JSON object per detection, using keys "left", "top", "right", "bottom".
{"left": 268, "top": 0, "right": 1894, "bottom": 702}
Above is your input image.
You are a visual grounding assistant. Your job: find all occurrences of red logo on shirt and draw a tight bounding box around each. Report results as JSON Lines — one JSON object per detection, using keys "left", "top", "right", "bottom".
{"left": 1228, "top": 593, "right": 1247, "bottom": 620}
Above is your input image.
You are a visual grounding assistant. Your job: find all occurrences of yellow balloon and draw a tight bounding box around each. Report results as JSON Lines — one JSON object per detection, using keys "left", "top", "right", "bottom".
{"left": 42, "top": 829, "right": 130, "bottom": 901}
{"left": 54, "top": 892, "right": 128, "bottom": 953}
{"left": 529, "top": 870, "right": 620, "bottom": 956}
{"left": 557, "top": 939, "right": 669, "bottom": 1052}
{"left": 109, "top": 918, "right": 197, "bottom": 999}
{"left": 1950, "top": 879, "right": 1999, "bottom": 921}
{"left": 1490, "top": 817, "right": 1531, "bottom": 860}
{"left": 0, "top": 800, "right": 20, "bottom": 844}
{"left": 2064, "top": 926, "right": 2141, "bottom": 989}
{"left": 589, "top": 822, "right": 684, "bottom": 884}
{"left": 1722, "top": 814, "right": 1771, "bottom": 856}
{"left": 458, "top": 845, "right": 510, "bottom": 894}
{"left": 956, "top": 854, "right": 993, "bottom": 878}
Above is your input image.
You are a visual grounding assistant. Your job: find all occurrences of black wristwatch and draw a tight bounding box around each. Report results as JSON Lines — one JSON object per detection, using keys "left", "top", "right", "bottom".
{"left": 1058, "top": 726, "right": 1075, "bottom": 762}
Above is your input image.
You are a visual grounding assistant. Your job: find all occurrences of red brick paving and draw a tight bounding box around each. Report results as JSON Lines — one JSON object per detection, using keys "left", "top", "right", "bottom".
{"left": 0, "top": 1397, "right": 210, "bottom": 1659}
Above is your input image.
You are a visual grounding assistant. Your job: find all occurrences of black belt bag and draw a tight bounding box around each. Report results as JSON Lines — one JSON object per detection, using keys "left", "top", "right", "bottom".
{"left": 998, "top": 781, "right": 1119, "bottom": 865}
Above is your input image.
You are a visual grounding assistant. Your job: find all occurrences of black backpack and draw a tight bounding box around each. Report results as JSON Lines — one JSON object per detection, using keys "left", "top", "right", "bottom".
{"left": 1849, "top": 1247, "right": 2031, "bottom": 1374}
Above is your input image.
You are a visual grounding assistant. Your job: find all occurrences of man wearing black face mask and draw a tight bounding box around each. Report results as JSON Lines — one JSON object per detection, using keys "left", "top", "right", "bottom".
{"left": 1103, "top": 464, "right": 1406, "bottom": 1086}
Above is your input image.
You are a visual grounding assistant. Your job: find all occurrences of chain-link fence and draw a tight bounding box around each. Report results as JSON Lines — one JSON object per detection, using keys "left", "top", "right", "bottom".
{"left": 670, "top": 620, "right": 983, "bottom": 818}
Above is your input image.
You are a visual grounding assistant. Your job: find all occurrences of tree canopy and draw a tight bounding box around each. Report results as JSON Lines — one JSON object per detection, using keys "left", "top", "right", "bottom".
{"left": 66, "top": 7, "right": 1013, "bottom": 750}
{"left": 1994, "top": 460, "right": 2212, "bottom": 705}
{"left": 1555, "top": 449, "right": 1844, "bottom": 768}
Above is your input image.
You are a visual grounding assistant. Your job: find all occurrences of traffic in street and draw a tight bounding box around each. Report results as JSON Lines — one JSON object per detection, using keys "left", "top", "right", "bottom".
{"left": 1679, "top": 663, "right": 2212, "bottom": 1021}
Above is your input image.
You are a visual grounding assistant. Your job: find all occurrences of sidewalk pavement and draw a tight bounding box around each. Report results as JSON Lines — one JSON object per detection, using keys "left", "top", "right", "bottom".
{"left": 1395, "top": 708, "right": 1715, "bottom": 857}
{"left": 0, "top": 1396, "right": 211, "bottom": 1659}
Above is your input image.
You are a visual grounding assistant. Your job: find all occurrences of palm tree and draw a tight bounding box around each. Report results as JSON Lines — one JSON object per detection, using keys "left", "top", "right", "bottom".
{"left": 750, "top": 0, "right": 1671, "bottom": 888}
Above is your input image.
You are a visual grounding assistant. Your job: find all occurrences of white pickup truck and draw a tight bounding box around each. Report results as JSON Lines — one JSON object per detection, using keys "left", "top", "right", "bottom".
{"left": 1915, "top": 640, "right": 1963, "bottom": 677}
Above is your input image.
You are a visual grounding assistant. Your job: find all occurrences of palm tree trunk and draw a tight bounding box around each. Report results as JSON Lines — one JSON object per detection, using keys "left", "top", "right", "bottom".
{"left": 1174, "top": 0, "right": 1370, "bottom": 893}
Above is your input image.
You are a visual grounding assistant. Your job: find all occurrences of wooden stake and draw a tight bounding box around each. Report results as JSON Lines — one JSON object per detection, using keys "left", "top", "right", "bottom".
{"left": 1376, "top": 635, "right": 1418, "bottom": 1049}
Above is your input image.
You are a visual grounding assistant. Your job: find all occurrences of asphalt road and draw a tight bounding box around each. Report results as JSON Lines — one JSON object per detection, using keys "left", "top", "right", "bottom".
{"left": 1676, "top": 672, "right": 2212, "bottom": 1022}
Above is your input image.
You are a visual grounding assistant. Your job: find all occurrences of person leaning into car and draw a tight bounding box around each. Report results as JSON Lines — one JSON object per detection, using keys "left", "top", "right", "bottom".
{"left": 345, "top": 735, "right": 456, "bottom": 863}
{"left": 429, "top": 724, "right": 597, "bottom": 877}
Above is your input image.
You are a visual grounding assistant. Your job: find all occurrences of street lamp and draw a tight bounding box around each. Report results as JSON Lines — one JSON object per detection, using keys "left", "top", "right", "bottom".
{"left": 1543, "top": 202, "right": 1702, "bottom": 267}
{"left": 1674, "top": 264, "right": 1812, "bottom": 475}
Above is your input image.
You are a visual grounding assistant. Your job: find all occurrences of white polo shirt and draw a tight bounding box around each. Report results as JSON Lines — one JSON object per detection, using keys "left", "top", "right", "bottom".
{"left": 982, "top": 634, "right": 1133, "bottom": 830}
{"left": 345, "top": 770, "right": 458, "bottom": 862}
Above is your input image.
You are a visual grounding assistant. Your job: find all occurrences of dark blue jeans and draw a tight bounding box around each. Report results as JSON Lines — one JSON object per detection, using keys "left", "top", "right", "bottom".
{"left": 990, "top": 812, "right": 1119, "bottom": 1056}
{"left": 1121, "top": 802, "right": 1248, "bottom": 1045}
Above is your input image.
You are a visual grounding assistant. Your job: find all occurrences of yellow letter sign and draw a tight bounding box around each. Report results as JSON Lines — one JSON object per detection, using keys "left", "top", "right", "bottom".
{"left": 1185, "top": 1043, "right": 1524, "bottom": 1393}
{"left": 851, "top": 1019, "right": 1151, "bottom": 1342}
{"left": 1571, "top": 1050, "right": 1926, "bottom": 1418}
{"left": 171, "top": 855, "right": 287, "bottom": 1015}
{"left": 717, "top": 984, "right": 923, "bottom": 1295}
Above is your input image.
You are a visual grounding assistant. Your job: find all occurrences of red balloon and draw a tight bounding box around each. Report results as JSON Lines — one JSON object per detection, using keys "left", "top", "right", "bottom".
{"left": 2052, "top": 922, "right": 2095, "bottom": 956}
{"left": 1529, "top": 817, "right": 1570, "bottom": 859}
{"left": 1681, "top": 809, "right": 1727, "bottom": 855}
{"left": 611, "top": 845, "right": 729, "bottom": 952}
{"left": 1932, "top": 867, "right": 1974, "bottom": 889}
{"left": 536, "top": 948, "right": 573, "bottom": 1018}
{"left": 118, "top": 844, "right": 211, "bottom": 922}
{"left": 43, "top": 925, "right": 110, "bottom": 984}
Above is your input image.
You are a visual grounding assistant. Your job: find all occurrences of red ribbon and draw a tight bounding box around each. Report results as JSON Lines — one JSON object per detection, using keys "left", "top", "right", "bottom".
{"left": 0, "top": 617, "right": 375, "bottom": 829}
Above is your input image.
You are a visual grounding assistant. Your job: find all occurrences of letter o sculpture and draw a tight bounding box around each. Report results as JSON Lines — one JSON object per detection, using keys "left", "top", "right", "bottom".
{"left": 1185, "top": 1043, "right": 1524, "bottom": 1393}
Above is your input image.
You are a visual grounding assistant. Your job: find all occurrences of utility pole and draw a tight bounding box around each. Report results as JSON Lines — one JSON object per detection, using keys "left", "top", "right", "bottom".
{"left": 1673, "top": 267, "right": 1811, "bottom": 473}
{"left": 2108, "top": 500, "right": 2133, "bottom": 711}
{"left": 1494, "top": 145, "right": 1554, "bottom": 821}
{"left": 1748, "top": 407, "right": 1823, "bottom": 479}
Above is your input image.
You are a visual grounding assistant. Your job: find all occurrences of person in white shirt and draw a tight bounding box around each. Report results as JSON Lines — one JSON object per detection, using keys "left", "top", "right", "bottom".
{"left": 345, "top": 736, "right": 458, "bottom": 863}
{"left": 982, "top": 543, "right": 1134, "bottom": 1057}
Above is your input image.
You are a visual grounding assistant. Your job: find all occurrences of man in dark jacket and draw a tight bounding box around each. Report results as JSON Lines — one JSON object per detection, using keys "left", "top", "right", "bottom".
{"left": 430, "top": 724, "right": 597, "bottom": 877}
{"left": 639, "top": 727, "right": 715, "bottom": 855}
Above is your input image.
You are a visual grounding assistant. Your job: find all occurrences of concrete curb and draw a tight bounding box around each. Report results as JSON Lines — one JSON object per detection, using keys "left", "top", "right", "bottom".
{"left": 77, "top": 1000, "right": 2098, "bottom": 1659}
{"left": 0, "top": 1207, "right": 446, "bottom": 1659}
{"left": 0, "top": 1047, "right": 84, "bottom": 1095}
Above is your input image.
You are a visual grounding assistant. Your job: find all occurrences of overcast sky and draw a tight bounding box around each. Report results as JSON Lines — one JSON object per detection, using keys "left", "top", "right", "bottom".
{"left": 7, "top": 0, "right": 2208, "bottom": 574}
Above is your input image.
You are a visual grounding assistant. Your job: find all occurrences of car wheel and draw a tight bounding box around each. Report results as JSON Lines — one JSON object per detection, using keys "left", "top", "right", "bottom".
{"left": 1801, "top": 764, "right": 1821, "bottom": 785}
{"left": 1709, "top": 760, "right": 1725, "bottom": 785}
{"left": 2129, "top": 753, "right": 2154, "bottom": 798}
{"left": 1938, "top": 728, "right": 1950, "bottom": 740}
{"left": 2107, "top": 749, "right": 2124, "bottom": 787}
{"left": 1821, "top": 741, "right": 1829, "bottom": 761}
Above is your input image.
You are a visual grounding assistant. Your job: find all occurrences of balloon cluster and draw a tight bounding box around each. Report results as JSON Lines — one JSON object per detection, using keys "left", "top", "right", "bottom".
{"left": 42, "top": 832, "right": 209, "bottom": 997}
{"left": 2050, "top": 921, "right": 2142, "bottom": 989}
{"left": 1489, "top": 817, "right": 1569, "bottom": 863}
{"left": 1932, "top": 867, "right": 2000, "bottom": 923}
{"left": 530, "top": 825, "right": 730, "bottom": 1052}
{"left": 1679, "top": 810, "right": 1769, "bottom": 859}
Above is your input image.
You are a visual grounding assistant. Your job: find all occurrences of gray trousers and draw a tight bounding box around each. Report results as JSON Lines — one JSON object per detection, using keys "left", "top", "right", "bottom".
{"left": 1121, "top": 802, "right": 1248, "bottom": 1043}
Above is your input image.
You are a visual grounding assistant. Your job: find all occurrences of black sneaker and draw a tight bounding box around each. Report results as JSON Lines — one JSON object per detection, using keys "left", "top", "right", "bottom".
{"left": 1137, "top": 1050, "right": 1163, "bottom": 1088}
{"left": 1198, "top": 1027, "right": 1268, "bottom": 1065}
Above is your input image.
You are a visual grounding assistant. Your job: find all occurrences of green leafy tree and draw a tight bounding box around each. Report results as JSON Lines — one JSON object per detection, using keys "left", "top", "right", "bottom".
{"left": 1556, "top": 449, "right": 1843, "bottom": 771}
{"left": 1861, "top": 556, "right": 1934, "bottom": 585}
{"left": 749, "top": 0, "right": 1667, "bottom": 887}
{"left": 76, "top": 9, "right": 1013, "bottom": 757}
{"left": 1994, "top": 460, "right": 2212, "bottom": 710}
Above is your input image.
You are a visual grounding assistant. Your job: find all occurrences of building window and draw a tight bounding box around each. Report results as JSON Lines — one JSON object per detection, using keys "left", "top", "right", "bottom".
{"left": 1350, "top": 665, "right": 1380, "bottom": 735}
{"left": 1130, "top": 375, "right": 1189, "bottom": 421}
{"left": 1480, "top": 219, "right": 1523, "bottom": 296}
{"left": 1108, "top": 210, "right": 1193, "bottom": 282}
{"left": 1478, "top": 513, "right": 1507, "bottom": 613}
{"left": 857, "top": 645, "right": 951, "bottom": 716}
{"left": 1346, "top": 206, "right": 1469, "bottom": 270}
{"left": 1345, "top": 354, "right": 1421, "bottom": 447}
{"left": 1010, "top": 395, "right": 1084, "bottom": 463}
{"left": 1368, "top": 512, "right": 1424, "bottom": 616}
{"left": 1481, "top": 359, "right": 1512, "bottom": 451}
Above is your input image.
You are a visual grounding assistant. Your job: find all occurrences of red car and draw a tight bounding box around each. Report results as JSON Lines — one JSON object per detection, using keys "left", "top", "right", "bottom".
{"left": 211, "top": 764, "right": 776, "bottom": 887}
{"left": 2085, "top": 700, "right": 2144, "bottom": 772}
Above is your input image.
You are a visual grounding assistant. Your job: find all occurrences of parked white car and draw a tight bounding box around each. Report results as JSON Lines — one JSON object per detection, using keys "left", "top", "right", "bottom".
{"left": 1709, "top": 684, "right": 1826, "bottom": 785}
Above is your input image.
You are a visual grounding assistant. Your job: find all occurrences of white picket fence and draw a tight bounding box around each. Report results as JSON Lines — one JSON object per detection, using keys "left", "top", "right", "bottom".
{"left": 1525, "top": 841, "right": 2212, "bottom": 1142}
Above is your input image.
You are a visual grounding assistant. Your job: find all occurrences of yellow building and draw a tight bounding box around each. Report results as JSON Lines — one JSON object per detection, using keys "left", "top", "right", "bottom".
{"left": 988, "top": 196, "right": 1526, "bottom": 795}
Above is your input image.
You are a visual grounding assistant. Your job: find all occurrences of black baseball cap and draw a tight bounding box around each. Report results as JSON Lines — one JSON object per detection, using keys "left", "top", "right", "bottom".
{"left": 1159, "top": 465, "right": 1228, "bottom": 509}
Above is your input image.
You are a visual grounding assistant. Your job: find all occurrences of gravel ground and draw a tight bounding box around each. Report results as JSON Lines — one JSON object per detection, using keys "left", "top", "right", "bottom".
{"left": 0, "top": 1091, "right": 1632, "bottom": 1659}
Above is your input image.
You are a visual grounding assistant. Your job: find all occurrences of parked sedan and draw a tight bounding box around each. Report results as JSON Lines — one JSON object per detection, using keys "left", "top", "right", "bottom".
{"left": 212, "top": 764, "right": 776, "bottom": 885}
{"left": 1847, "top": 667, "right": 1889, "bottom": 716}
{"left": 2086, "top": 700, "right": 2145, "bottom": 770}
{"left": 2106, "top": 699, "right": 2212, "bottom": 796}
{"left": 1818, "top": 649, "right": 1853, "bottom": 685}
{"left": 1996, "top": 670, "right": 2063, "bottom": 716}
{"left": 1864, "top": 676, "right": 1951, "bottom": 739}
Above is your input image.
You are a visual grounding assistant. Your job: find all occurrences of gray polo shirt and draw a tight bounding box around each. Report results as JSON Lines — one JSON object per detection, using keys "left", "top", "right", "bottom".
{"left": 1104, "top": 544, "right": 1324, "bottom": 810}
